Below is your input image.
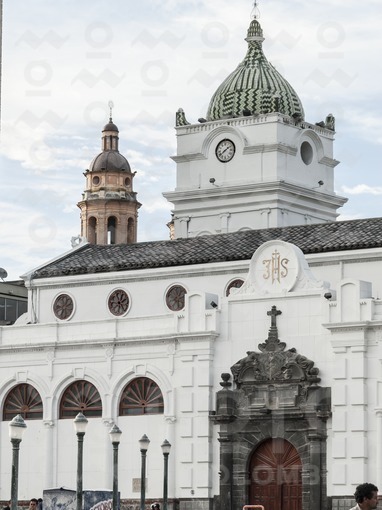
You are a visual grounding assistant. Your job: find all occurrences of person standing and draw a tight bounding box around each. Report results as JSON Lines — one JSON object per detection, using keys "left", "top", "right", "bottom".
{"left": 350, "top": 483, "right": 379, "bottom": 510}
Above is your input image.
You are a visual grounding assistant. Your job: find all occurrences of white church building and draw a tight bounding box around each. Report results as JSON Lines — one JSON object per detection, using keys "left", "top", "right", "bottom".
{"left": 1, "top": 10, "right": 382, "bottom": 510}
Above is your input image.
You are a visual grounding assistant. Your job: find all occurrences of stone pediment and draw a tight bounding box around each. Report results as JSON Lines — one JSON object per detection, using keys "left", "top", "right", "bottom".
{"left": 231, "top": 306, "right": 320, "bottom": 388}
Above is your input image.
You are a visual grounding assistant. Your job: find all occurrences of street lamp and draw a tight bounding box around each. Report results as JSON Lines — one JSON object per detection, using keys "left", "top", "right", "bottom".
{"left": 109, "top": 424, "right": 122, "bottom": 510}
{"left": 139, "top": 434, "right": 150, "bottom": 510}
{"left": 9, "top": 414, "right": 27, "bottom": 510}
{"left": 161, "top": 440, "right": 171, "bottom": 510}
{"left": 73, "top": 412, "right": 88, "bottom": 510}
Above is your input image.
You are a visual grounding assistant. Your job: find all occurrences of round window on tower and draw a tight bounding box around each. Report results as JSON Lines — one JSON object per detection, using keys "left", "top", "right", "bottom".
{"left": 300, "top": 141, "right": 313, "bottom": 165}
{"left": 125, "top": 177, "right": 131, "bottom": 187}
{"left": 92, "top": 175, "right": 100, "bottom": 186}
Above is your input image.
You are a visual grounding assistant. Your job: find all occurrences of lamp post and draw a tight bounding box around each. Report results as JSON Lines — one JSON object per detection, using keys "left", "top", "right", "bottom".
{"left": 161, "top": 440, "right": 171, "bottom": 510}
{"left": 109, "top": 424, "right": 122, "bottom": 510}
{"left": 73, "top": 412, "right": 88, "bottom": 510}
{"left": 139, "top": 434, "right": 150, "bottom": 510}
{"left": 9, "top": 414, "right": 27, "bottom": 510}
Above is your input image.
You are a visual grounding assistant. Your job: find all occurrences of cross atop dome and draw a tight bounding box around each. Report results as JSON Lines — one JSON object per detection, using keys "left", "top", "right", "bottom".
{"left": 108, "top": 100, "right": 114, "bottom": 123}
{"left": 251, "top": 0, "right": 260, "bottom": 20}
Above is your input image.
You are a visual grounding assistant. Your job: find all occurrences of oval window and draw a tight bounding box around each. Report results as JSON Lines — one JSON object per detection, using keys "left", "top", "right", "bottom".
{"left": 300, "top": 141, "right": 313, "bottom": 165}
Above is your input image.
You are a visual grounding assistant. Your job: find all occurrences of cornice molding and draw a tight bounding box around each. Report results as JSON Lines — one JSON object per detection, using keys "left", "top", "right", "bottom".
{"left": 0, "top": 331, "right": 219, "bottom": 354}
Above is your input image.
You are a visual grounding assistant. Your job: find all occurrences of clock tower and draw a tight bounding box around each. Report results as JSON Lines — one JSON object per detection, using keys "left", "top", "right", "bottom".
{"left": 77, "top": 115, "right": 141, "bottom": 245}
{"left": 164, "top": 15, "right": 347, "bottom": 239}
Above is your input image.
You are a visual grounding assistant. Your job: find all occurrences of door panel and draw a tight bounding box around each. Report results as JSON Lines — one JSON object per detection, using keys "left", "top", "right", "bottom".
{"left": 249, "top": 438, "right": 302, "bottom": 510}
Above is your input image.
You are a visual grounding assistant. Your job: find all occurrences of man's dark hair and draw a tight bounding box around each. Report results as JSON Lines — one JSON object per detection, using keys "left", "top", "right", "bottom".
{"left": 354, "top": 483, "right": 378, "bottom": 503}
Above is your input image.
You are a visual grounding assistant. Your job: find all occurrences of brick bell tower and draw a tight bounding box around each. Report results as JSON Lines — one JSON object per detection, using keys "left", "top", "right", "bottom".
{"left": 77, "top": 110, "right": 141, "bottom": 245}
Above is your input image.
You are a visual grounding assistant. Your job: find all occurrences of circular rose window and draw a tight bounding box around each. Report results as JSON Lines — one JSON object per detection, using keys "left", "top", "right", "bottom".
{"left": 108, "top": 289, "right": 130, "bottom": 316}
{"left": 166, "top": 285, "right": 187, "bottom": 311}
{"left": 53, "top": 294, "right": 74, "bottom": 320}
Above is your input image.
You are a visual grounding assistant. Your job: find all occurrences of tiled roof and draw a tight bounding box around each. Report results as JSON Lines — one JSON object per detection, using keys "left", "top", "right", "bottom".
{"left": 32, "top": 217, "right": 382, "bottom": 279}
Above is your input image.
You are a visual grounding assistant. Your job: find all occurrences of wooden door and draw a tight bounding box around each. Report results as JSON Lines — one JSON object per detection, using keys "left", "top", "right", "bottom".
{"left": 249, "top": 438, "right": 302, "bottom": 510}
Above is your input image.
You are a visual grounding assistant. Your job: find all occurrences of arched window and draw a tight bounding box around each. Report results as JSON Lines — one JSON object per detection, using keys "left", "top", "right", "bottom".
{"left": 59, "top": 380, "right": 102, "bottom": 418}
{"left": 107, "top": 216, "right": 117, "bottom": 244}
{"left": 119, "top": 377, "right": 164, "bottom": 416}
{"left": 88, "top": 217, "right": 97, "bottom": 244}
{"left": 3, "top": 383, "right": 43, "bottom": 420}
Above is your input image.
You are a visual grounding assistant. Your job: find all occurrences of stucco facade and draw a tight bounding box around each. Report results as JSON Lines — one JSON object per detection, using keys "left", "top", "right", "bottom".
{"left": 1, "top": 9, "right": 381, "bottom": 510}
{"left": 1, "top": 241, "right": 382, "bottom": 508}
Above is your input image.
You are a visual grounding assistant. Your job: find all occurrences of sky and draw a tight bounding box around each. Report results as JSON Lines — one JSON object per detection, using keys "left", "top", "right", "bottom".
{"left": 0, "top": 0, "right": 381, "bottom": 281}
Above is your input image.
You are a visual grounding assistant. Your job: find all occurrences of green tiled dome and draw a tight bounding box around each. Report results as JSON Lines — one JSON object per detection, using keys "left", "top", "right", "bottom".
{"left": 206, "top": 19, "right": 305, "bottom": 121}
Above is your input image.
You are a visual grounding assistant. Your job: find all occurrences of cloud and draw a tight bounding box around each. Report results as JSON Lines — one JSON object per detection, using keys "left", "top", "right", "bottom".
{"left": 341, "top": 185, "right": 382, "bottom": 196}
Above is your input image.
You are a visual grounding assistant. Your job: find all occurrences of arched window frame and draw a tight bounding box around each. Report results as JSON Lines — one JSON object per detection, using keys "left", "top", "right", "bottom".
{"left": 59, "top": 380, "right": 102, "bottom": 419}
{"left": 119, "top": 377, "right": 164, "bottom": 416}
{"left": 3, "top": 383, "right": 43, "bottom": 421}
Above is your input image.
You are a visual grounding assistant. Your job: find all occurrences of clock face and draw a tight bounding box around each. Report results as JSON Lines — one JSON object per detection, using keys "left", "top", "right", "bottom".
{"left": 216, "top": 139, "right": 235, "bottom": 162}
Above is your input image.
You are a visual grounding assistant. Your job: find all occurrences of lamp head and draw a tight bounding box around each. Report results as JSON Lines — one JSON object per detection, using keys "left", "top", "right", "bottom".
{"left": 9, "top": 414, "right": 27, "bottom": 441}
{"left": 161, "top": 439, "right": 171, "bottom": 455}
{"left": 109, "top": 424, "right": 122, "bottom": 444}
{"left": 73, "top": 412, "right": 88, "bottom": 434}
{"left": 139, "top": 434, "right": 150, "bottom": 452}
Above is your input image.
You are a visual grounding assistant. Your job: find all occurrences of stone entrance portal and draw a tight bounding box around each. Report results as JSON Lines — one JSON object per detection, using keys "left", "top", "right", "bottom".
{"left": 212, "top": 306, "right": 330, "bottom": 510}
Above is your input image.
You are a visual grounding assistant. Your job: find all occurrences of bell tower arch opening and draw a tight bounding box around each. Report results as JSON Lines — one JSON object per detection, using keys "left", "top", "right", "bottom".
{"left": 107, "top": 216, "right": 117, "bottom": 244}
{"left": 88, "top": 217, "right": 97, "bottom": 244}
{"left": 127, "top": 217, "right": 135, "bottom": 244}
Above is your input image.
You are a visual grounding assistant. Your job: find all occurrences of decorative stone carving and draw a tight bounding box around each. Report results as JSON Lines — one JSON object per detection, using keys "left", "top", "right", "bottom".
{"left": 236, "top": 240, "right": 329, "bottom": 296}
{"left": 231, "top": 306, "right": 320, "bottom": 387}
